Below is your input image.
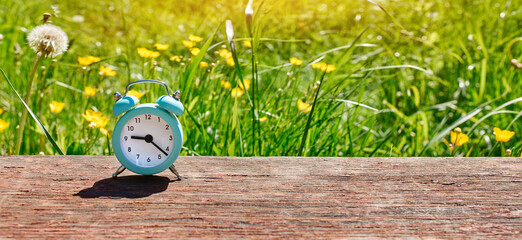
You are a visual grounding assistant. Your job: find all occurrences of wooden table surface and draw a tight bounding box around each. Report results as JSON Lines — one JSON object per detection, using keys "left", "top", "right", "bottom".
{"left": 0, "top": 156, "right": 520, "bottom": 238}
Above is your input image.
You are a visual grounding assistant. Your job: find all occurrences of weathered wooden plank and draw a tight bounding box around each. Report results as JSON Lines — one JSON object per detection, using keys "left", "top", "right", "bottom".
{"left": 0, "top": 156, "right": 520, "bottom": 238}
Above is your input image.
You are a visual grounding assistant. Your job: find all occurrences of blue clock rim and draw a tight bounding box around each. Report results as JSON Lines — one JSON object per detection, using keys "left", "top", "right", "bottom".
{"left": 112, "top": 103, "right": 183, "bottom": 175}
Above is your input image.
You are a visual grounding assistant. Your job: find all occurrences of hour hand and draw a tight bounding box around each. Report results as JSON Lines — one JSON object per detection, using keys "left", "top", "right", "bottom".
{"left": 131, "top": 136, "right": 146, "bottom": 140}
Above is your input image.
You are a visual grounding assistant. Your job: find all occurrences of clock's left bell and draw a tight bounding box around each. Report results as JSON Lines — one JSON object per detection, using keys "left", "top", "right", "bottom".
{"left": 112, "top": 94, "right": 140, "bottom": 117}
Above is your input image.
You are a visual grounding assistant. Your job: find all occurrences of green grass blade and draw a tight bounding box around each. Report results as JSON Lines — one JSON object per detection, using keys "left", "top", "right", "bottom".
{"left": 0, "top": 68, "right": 64, "bottom": 155}
{"left": 367, "top": 0, "right": 406, "bottom": 30}
{"left": 184, "top": 24, "right": 220, "bottom": 89}
{"left": 362, "top": 65, "right": 433, "bottom": 75}
{"left": 106, "top": 133, "right": 112, "bottom": 156}
{"left": 298, "top": 71, "right": 327, "bottom": 156}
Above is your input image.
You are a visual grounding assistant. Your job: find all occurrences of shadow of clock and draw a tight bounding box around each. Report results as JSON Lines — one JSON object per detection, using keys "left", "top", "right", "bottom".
{"left": 74, "top": 175, "right": 173, "bottom": 199}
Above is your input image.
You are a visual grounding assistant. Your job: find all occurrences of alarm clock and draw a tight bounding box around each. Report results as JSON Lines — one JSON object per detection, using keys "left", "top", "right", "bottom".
{"left": 111, "top": 80, "right": 184, "bottom": 180}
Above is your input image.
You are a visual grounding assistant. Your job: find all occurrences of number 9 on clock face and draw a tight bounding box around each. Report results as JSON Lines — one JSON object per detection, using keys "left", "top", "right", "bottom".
{"left": 119, "top": 113, "right": 175, "bottom": 168}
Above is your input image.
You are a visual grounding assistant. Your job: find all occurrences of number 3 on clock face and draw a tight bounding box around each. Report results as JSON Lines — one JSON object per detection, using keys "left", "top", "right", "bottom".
{"left": 112, "top": 103, "right": 183, "bottom": 175}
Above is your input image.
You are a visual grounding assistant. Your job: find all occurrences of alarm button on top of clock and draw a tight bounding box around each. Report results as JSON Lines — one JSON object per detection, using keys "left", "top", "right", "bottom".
{"left": 131, "top": 134, "right": 169, "bottom": 156}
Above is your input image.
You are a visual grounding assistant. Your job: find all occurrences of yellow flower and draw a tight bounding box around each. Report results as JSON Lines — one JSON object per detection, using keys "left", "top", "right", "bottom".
{"left": 49, "top": 101, "right": 65, "bottom": 114}
{"left": 77, "top": 56, "right": 101, "bottom": 66}
{"left": 137, "top": 48, "right": 150, "bottom": 58}
{"left": 170, "top": 56, "right": 182, "bottom": 62}
{"left": 239, "top": 79, "right": 251, "bottom": 90}
{"left": 290, "top": 57, "right": 303, "bottom": 66}
{"left": 188, "top": 34, "right": 203, "bottom": 43}
{"left": 218, "top": 49, "right": 232, "bottom": 59}
{"left": 84, "top": 86, "right": 97, "bottom": 97}
{"left": 450, "top": 128, "right": 469, "bottom": 146}
{"left": 226, "top": 57, "right": 235, "bottom": 66}
{"left": 297, "top": 99, "right": 312, "bottom": 113}
{"left": 259, "top": 116, "right": 268, "bottom": 122}
{"left": 311, "top": 62, "right": 327, "bottom": 70}
{"left": 154, "top": 43, "right": 169, "bottom": 51}
{"left": 127, "top": 89, "right": 145, "bottom": 99}
{"left": 83, "top": 109, "right": 110, "bottom": 129}
{"left": 149, "top": 51, "right": 160, "bottom": 58}
{"left": 321, "top": 64, "right": 336, "bottom": 73}
{"left": 243, "top": 40, "right": 252, "bottom": 48}
{"left": 100, "top": 128, "right": 109, "bottom": 136}
{"left": 221, "top": 80, "right": 232, "bottom": 90}
{"left": 0, "top": 119, "right": 9, "bottom": 132}
{"left": 190, "top": 48, "right": 201, "bottom": 56}
{"left": 0, "top": 108, "right": 3, "bottom": 115}
{"left": 493, "top": 127, "right": 515, "bottom": 142}
{"left": 99, "top": 65, "right": 117, "bottom": 77}
{"left": 182, "top": 40, "right": 195, "bottom": 48}
{"left": 137, "top": 48, "right": 160, "bottom": 58}
{"left": 231, "top": 87, "right": 244, "bottom": 98}
{"left": 200, "top": 61, "right": 209, "bottom": 68}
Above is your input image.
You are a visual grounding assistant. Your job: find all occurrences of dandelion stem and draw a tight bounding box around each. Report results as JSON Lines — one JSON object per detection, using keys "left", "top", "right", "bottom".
{"left": 15, "top": 54, "right": 44, "bottom": 154}
{"left": 298, "top": 70, "right": 327, "bottom": 156}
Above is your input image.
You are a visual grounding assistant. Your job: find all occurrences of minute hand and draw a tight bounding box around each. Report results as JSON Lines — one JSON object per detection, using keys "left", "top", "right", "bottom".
{"left": 151, "top": 141, "right": 168, "bottom": 156}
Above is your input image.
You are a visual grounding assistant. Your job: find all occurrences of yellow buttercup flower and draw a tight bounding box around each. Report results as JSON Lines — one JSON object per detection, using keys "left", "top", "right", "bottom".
{"left": 0, "top": 119, "right": 9, "bottom": 132}
{"left": 311, "top": 62, "right": 327, "bottom": 70}
{"left": 0, "top": 108, "right": 3, "bottom": 115}
{"left": 182, "top": 40, "right": 195, "bottom": 48}
{"left": 127, "top": 89, "right": 145, "bottom": 99}
{"left": 297, "top": 99, "right": 312, "bottom": 113}
{"left": 200, "top": 61, "right": 209, "bottom": 68}
{"left": 170, "top": 56, "right": 182, "bottom": 62}
{"left": 290, "top": 57, "right": 303, "bottom": 66}
{"left": 84, "top": 86, "right": 97, "bottom": 97}
{"left": 243, "top": 40, "right": 252, "bottom": 48}
{"left": 221, "top": 80, "right": 232, "bottom": 90}
{"left": 154, "top": 43, "right": 169, "bottom": 51}
{"left": 218, "top": 49, "right": 232, "bottom": 59}
{"left": 450, "top": 128, "right": 469, "bottom": 146}
{"left": 259, "top": 116, "right": 268, "bottom": 122}
{"left": 100, "top": 128, "right": 109, "bottom": 136}
{"left": 137, "top": 48, "right": 149, "bottom": 58}
{"left": 83, "top": 109, "right": 110, "bottom": 129}
{"left": 239, "top": 79, "right": 251, "bottom": 90}
{"left": 49, "top": 101, "right": 65, "bottom": 114}
{"left": 77, "top": 56, "right": 101, "bottom": 66}
{"left": 188, "top": 34, "right": 203, "bottom": 43}
{"left": 149, "top": 51, "right": 160, "bottom": 58}
{"left": 226, "top": 57, "right": 235, "bottom": 66}
{"left": 321, "top": 64, "right": 336, "bottom": 73}
{"left": 231, "top": 87, "right": 244, "bottom": 98}
{"left": 137, "top": 48, "right": 160, "bottom": 58}
{"left": 190, "top": 48, "right": 201, "bottom": 56}
{"left": 493, "top": 127, "right": 515, "bottom": 142}
{"left": 99, "top": 65, "right": 117, "bottom": 77}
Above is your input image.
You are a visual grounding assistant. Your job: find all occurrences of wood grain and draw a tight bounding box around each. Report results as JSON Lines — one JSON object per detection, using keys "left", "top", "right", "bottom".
{"left": 0, "top": 156, "right": 520, "bottom": 238}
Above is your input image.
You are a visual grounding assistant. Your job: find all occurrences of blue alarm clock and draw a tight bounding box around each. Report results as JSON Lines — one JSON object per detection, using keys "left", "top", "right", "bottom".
{"left": 111, "top": 80, "right": 184, "bottom": 180}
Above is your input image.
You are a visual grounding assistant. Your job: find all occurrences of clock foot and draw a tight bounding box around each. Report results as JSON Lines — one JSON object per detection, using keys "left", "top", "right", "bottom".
{"left": 112, "top": 165, "right": 126, "bottom": 178}
{"left": 169, "top": 164, "right": 182, "bottom": 180}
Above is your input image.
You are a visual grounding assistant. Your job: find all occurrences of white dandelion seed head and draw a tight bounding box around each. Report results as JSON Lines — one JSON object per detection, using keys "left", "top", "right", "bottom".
{"left": 245, "top": 0, "right": 253, "bottom": 17}
{"left": 27, "top": 24, "right": 68, "bottom": 58}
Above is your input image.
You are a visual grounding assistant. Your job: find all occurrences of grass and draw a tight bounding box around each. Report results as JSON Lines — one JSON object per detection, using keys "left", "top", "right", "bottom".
{"left": 0, "top": 0, "right": 521, "bottom": 157}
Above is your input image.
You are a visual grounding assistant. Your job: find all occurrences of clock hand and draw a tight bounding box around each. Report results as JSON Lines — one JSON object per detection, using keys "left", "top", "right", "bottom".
{"left": 132, "top": 134, "right": 169, "bottom": 156}
{"left": 151, "top": 141, "right": 169, "bottom": 156}
{"left": 131, "top": 134, "right": 169, "bottom": 156}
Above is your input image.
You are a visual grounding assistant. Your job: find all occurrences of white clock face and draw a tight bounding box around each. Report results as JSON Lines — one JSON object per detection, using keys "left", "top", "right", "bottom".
{"left": 119, "top": 113, "right": 175, "bottom": 168}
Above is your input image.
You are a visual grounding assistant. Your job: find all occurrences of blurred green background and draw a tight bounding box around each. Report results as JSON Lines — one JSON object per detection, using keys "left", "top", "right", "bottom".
{"left": 0, "top": 0, "right": 521, "bottom": 156}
